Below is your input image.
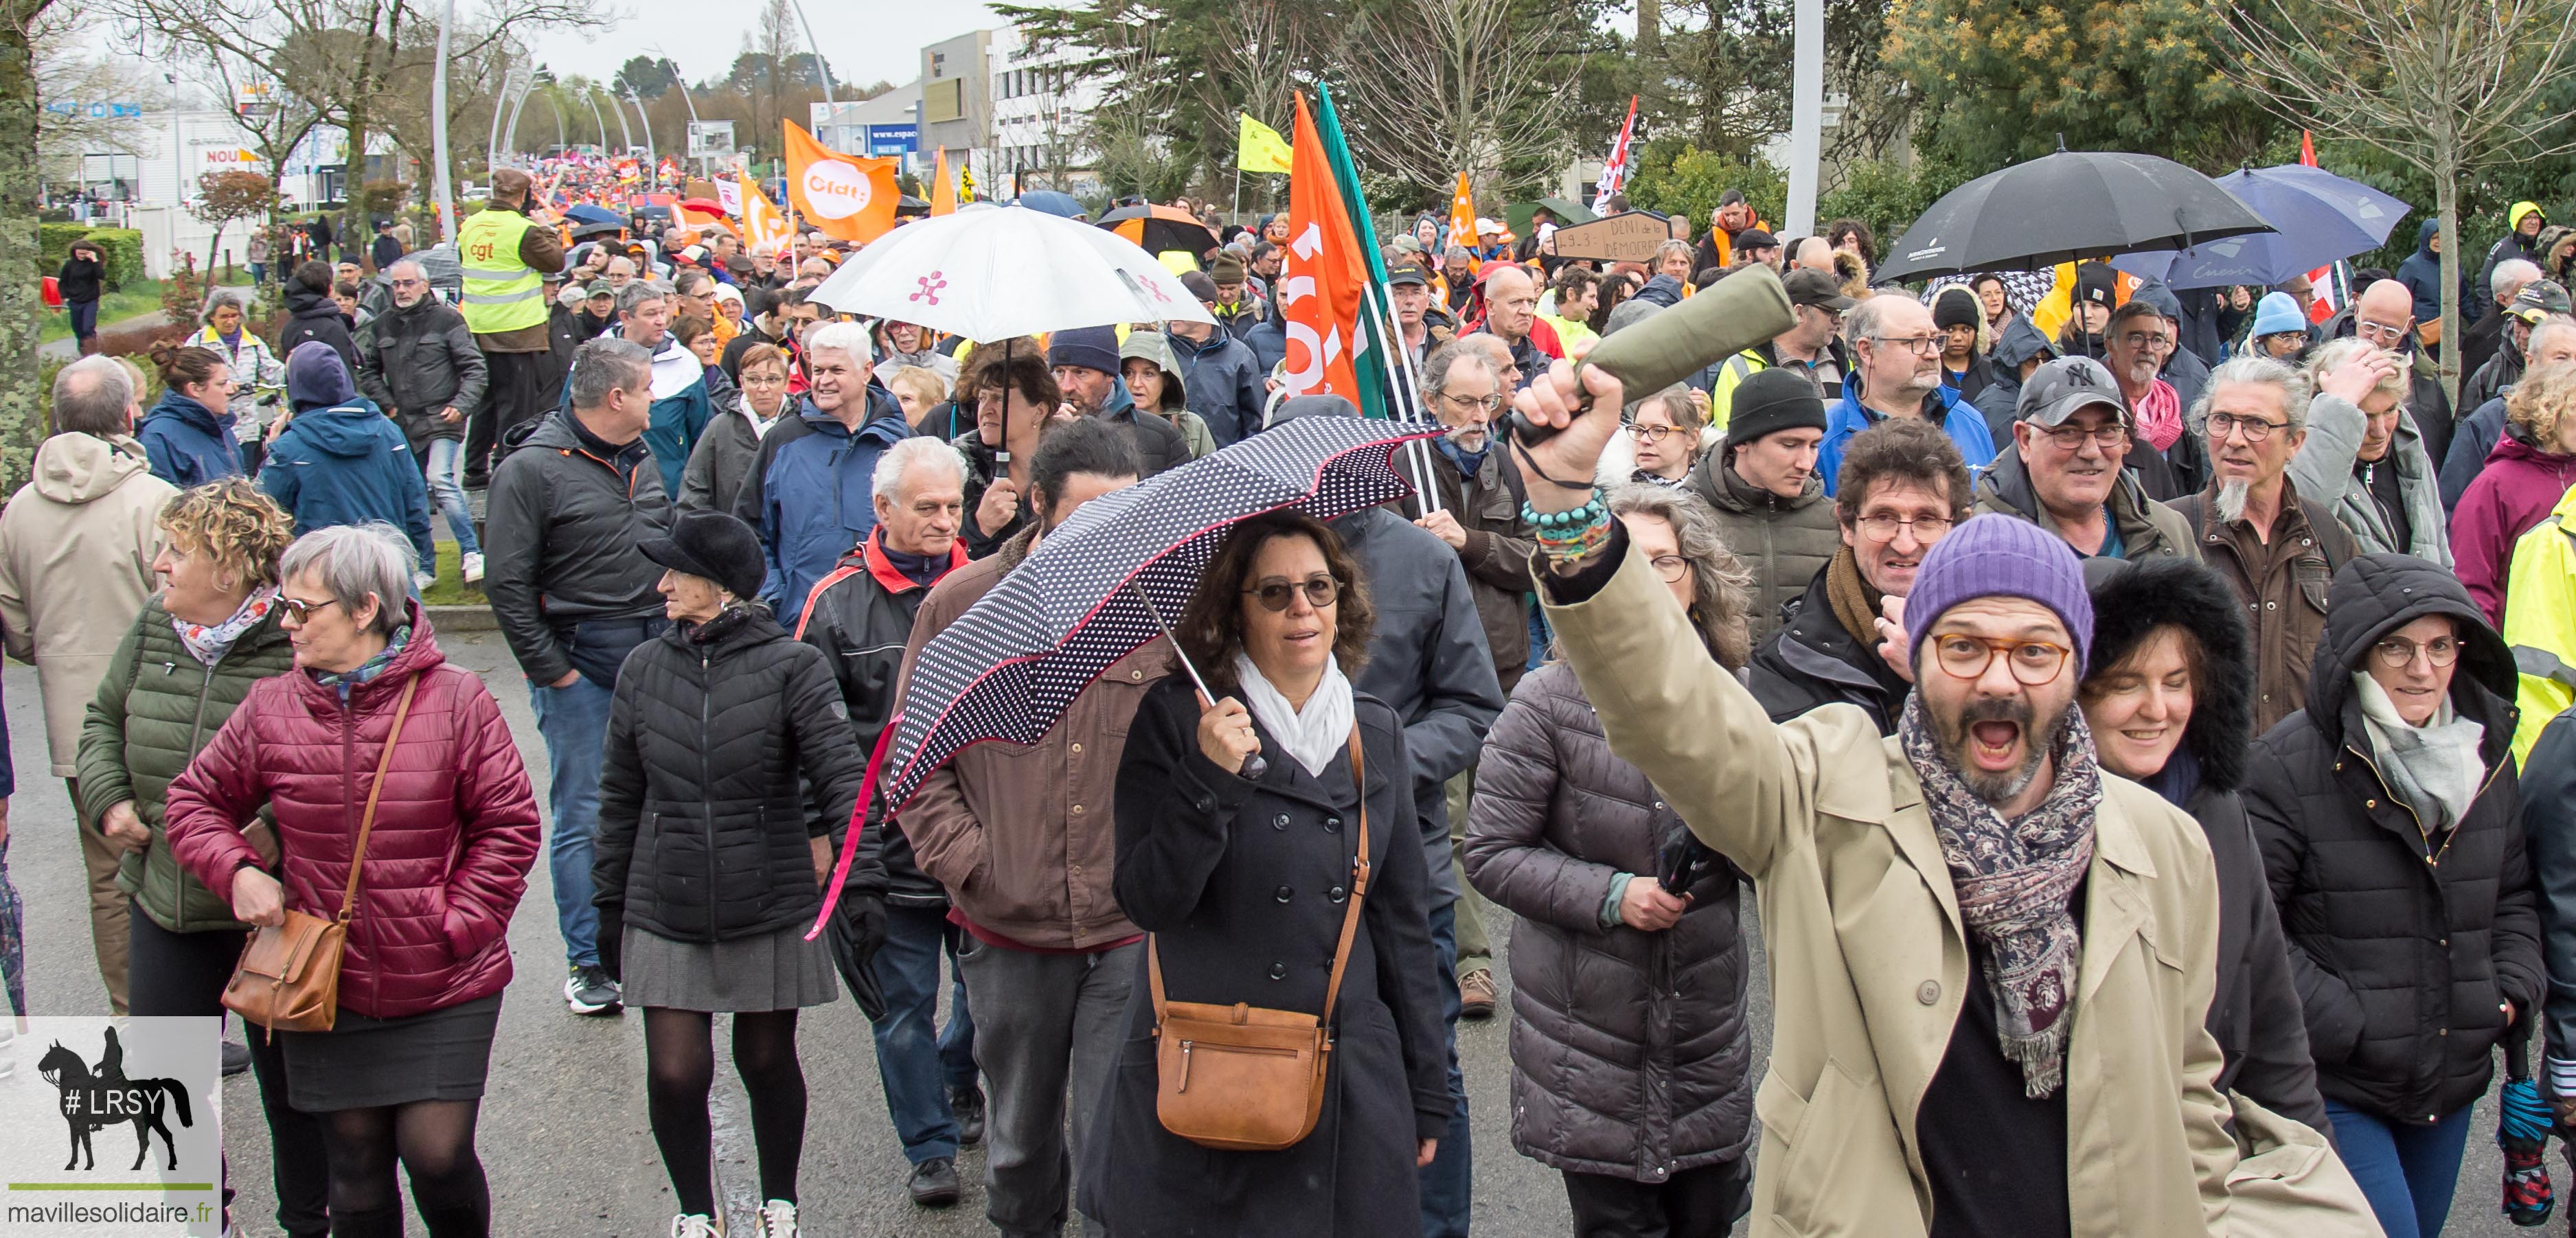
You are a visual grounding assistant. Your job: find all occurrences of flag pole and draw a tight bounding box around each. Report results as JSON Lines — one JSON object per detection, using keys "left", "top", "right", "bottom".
{"left": 1359, "top": 277, "right": 1441, "bottom": 514}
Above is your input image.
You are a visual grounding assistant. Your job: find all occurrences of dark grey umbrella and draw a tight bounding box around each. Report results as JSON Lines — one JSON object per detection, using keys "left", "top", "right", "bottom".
{"left": 1874, "top": 150, "right": 2275, "bottom": 284}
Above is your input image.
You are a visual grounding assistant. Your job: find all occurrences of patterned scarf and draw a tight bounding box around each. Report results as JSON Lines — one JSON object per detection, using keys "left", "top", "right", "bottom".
{"left": 1898, "top": 693, "right": 2101, "bottom": 1098}
{"left": 309, "top": 624, "right": 411, "bottom": 697}
{"left": 2135, "top": 378, "right": 2184, "bottom": 452}
{"left": 172, "top": 586, "right": 278, "bottom": 667}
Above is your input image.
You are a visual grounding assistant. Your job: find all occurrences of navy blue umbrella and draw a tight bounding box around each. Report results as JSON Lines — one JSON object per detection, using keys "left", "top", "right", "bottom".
{"left": 563, "top": 203, "right": 624, "bottom": 227}
{"left": 1014, "top": 190, "right": 1086, "bottom": 218}
{"left": 2112, "top": 165, "right": 2411, "bottom": 289}
{"left": 804, "top": 415, "right": 1438, "bottom": 935}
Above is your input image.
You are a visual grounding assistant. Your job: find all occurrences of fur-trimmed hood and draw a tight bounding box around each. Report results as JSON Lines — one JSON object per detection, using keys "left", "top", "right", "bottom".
{"left": 2082, "top": 555, "right": 2255, "bottom": 793}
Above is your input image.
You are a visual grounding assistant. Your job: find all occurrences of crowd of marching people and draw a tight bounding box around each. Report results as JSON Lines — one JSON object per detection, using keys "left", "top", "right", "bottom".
{"left": 23, "top": 160, "right": 2576, "bottom": 1238}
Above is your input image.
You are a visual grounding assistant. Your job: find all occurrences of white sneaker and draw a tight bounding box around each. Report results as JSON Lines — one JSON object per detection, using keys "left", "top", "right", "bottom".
{"left": 413, "top": 571, "right": 437, "bottom": 594}
{"left": 461, "top": 551, "right": 485, "bottom": 584}
{"left": 753, "top": 1200, "right": 797, "bottom": 1237}
{"left": 669, "top": 1214, "right": 722, "bottom": 1238}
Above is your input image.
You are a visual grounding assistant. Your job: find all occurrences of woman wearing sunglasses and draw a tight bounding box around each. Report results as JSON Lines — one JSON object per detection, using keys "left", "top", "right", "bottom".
{"left": 2242, "top": 553, "right": 2541, "bottom": 1238}
{"left": 1082, "top": 510, "right": 1448, "bottom": 1236}
{"left": 166, "top": 522, "right": 540, "bottom": 1238}
{"left": 1463, "top": 484, "right": 1762, "bottom": 1235}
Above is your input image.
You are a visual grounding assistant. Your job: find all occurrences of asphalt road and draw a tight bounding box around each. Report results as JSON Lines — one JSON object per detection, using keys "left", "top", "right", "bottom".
{"left": 0, "top": 637, "right": 2537, "bottom": 1236}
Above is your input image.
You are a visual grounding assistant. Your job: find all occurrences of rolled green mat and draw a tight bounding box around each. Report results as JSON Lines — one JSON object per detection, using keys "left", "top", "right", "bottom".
{"left": 1512, "top": 266, "right": 1798, "bottom": 445}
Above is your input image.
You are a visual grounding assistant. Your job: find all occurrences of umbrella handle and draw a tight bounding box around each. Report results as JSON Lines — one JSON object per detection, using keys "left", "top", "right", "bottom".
{"left": 806, "top": 719, "right": 903, "bottom": 942}
{"left": 1128, "top": 581, "right": 1267, "bottom": 781}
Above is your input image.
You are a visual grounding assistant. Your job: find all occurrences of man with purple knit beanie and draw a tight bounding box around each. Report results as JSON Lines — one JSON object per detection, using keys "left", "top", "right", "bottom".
{"left": 1501, "top": 343, "right": 2342, "bottom": 1231}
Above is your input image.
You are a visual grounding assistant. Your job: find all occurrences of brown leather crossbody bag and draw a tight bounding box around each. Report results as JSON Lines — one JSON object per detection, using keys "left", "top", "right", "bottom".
{"left": 223, "top": 677, "right": 418, "bottom": 1033}
{"left": 1151, "top": 726, "right": 1371, "bottom": 1152}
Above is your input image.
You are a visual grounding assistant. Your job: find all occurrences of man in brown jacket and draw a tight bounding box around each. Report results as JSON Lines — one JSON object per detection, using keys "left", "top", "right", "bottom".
{"left": 898, "top": 419, "right": 1161, "bottom": 1238}
{"left": 2167, "top": 355, "right": 2357, "bottom": 733}
{"left": 461, "top": 168, "right": 567, "bottom": 486}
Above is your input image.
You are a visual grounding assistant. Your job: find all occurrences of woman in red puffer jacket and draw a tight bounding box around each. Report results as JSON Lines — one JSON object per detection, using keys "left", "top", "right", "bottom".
{"left": 167, "top": 523, "right": 538, "bottom": 1238}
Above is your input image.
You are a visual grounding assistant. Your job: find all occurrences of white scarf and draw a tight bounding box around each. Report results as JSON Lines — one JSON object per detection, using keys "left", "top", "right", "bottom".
{"left": 1232, "top": 652, "right": 1355, "bottom": 779}
{"left": 2353, "top": 672, "right": 2487, "bottom": 834}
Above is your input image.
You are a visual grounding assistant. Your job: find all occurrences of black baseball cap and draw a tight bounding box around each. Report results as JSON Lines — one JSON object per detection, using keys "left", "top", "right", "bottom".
{"left": 1781, "top": 268, "right": 1856, "bottom": 312}
{"left": 1387, "top": 266, "right": 1429, "bottom": 288}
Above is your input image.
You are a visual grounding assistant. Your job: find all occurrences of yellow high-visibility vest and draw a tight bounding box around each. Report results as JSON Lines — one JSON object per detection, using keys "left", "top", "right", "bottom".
{"left": 457, "top": 209, "right": 545, "bottom": 334}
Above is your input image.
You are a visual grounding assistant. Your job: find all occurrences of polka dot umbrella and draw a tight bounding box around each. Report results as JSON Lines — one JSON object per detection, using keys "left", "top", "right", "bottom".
{"left": 806, "top": 415, "right": 1442, "bottom": 935}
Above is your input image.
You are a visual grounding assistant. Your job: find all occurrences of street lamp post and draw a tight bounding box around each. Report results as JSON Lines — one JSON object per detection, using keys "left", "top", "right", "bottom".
{"left": 430, "top": 0, "right": 457, "bottom": 243}
{"left": 486, "top": 67, "right": 523, "bottom": 177}
{"left": 627, "top": 91, "right": 656, "bottom": 167}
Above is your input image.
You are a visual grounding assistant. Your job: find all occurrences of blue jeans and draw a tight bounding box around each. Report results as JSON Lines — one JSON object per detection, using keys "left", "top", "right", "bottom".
{"left": 1421, "top": 901, "right": 1472, "bottom": 1237}
{"left": 869, "top": 905, "right": 978, "bottom": 1164}
{"left": 2324, "top": 1099, "right": 2474, "bottom": 1238}
{"left": 422, "top": 437, "right": 479, "bottom": 555}
{"left": 529, "top": 674, "right": 615, "bottom": 968}
{"left": 68, "top": 299, "right": 97, "bottom": 343}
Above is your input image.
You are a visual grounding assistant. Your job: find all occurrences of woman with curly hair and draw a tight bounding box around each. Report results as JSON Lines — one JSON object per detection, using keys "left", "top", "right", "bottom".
{"left": 1463, "top": 485, "right": 1762, "bottom": 1235}
{"left": 1080, "top": 509, "right": 1450, "bottom": 1235}
{"left": 2452, "top": 362, "right": 2576, "bottom": 626}
{"left": 74, "top": 479, "right": 326, "bottom": 1236}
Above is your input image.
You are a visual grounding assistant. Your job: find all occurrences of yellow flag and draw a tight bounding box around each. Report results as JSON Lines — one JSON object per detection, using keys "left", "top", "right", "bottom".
{"left": 931, "top": 148, "right": 957, "bottom": 216}
{"left": 1238, "top": 113, "right": 1292, "bottom": 174}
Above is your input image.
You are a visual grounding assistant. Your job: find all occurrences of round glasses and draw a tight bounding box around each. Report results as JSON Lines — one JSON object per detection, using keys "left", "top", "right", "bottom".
{"left": 2372, "top": 634, "right": 2459, "bottom": 669}
{"left": 1624, "top": 422, "right": 1683, "bottom": 444}
{"left": 1928, "top": 634, "right": 2073, "bottom": 686}
{"left": 1853, "top": 514, "right": 1953, "bottom": 542}
{"left": 1646, "top": 554, "right": 1690, "bottom": 584}
{"left": 1244, "top": 574, "right": 1340, "bottom": 612}
{"left": 2205, "top": 411, "right": 2290, "bottom": 443}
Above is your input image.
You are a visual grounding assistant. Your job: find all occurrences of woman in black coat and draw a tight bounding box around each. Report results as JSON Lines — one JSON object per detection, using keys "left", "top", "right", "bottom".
{"left": 1081, "top": 511, "right": 1449, "bottom": 1237}
{"left": 1463, "top": 485, "right": 1758, "bottom": 1235}
{"left": 2077, "top": 556, "right": 2329, "bottom": 1132}
{"left": 2244, "top": 553, "right": 2544, "bottom": 1238}
{"left": 592, "top": 510, "right": 883, "bottom": 1238}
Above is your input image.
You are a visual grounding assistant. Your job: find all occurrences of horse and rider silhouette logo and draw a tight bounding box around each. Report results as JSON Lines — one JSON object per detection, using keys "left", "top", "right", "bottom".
{"left": 36, "top": 1027, "right": 193, "bottom": 1171}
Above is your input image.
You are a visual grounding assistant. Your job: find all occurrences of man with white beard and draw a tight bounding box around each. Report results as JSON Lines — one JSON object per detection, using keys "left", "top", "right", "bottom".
{"left": 2165, "top": 356, "right": 2358, "bottom": 732}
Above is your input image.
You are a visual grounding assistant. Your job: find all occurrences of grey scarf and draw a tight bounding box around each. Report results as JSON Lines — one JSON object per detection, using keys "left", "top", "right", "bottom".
{"left": 1899, "top": 694, "right": 2101, "bottom": 1098}
{"left": 2353, "top": 672, "right": 2486, "bottom": 835}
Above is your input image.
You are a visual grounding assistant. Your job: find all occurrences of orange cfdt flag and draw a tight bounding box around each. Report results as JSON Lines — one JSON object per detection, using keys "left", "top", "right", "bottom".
{"left": 1446, "top": 172, "right": 1474, "bottom": 253}
{"left": 1278, "top": 92, "right": 1368, "bottom": 406}
{"left": 931, "top": 148, "right": 957, "bottom": 217}
{"left": 738, "top": 175, "right": 792, "bottom": 255}
{"left": 784, "top": 122, "right": 898, "bottom": 243}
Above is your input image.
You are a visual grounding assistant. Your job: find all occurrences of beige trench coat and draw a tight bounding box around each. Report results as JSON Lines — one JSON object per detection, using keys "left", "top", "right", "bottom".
{"left": 1545, "top": 543, "right": 2272, "bottom": 1237}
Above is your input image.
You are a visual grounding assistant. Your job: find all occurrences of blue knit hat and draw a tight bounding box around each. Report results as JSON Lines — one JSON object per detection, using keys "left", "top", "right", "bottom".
{"left": 1047, "top": 325, "right": 1121, "bottom": 376}
{"left": 2251, "top": 291, "right": 2307, "bottom": 339}
{"left": 1903, "top": 514, "right": 2094, "bottom": 676}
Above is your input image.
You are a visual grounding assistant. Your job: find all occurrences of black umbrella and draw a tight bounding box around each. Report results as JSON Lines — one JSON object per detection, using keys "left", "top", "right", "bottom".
{"left": 1099, "top": 205, "right": 1222, "bottom": 262}
{"left": 802, "top": 416, "right": 1439, "bottom": 937}
{"left": 1873, "top": 149, "right": 2275, "bottom": 284}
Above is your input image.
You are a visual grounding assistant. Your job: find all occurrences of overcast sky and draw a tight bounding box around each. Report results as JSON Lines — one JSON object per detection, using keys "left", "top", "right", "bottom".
{"left": 537, "top": 3, "right": 1001, "bottom": 93}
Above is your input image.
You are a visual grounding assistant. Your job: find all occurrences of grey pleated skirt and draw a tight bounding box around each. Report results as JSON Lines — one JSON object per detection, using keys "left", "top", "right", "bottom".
{"left": 280, "top": 991, "right": 503, "bottom": 1112}
{"left": 621, "top": 924, "right": 839, "bottom": 1013}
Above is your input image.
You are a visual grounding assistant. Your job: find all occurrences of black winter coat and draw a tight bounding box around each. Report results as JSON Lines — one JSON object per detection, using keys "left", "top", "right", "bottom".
{"left": 56, "top": 253, "right": 102, "bottom": 303}
{"left": 482, "top": 412, "right": 674, "bottom": 685}
{"left": 1080, "top": 678, "right": 1449, "bottom": 1237}
{"left": 276, "top": 284, "right": 358, "bottom": 371}
{"left": 2085, "top": 555, "right": 2330, "bottom": 1134}
{"left": 796, "top": 536, "right": 962, "bottom": 908}
{"left": 1464, "top": 663, "right": 1753, "bottom": 1180}
{"left": 593, "top": 606, "right": 880, "bottom": 950}
{"left": 1746, "top": 569, "right": 1911, "bottom": 735}
{"left": 2244, "top": 553, "right": 2544, "bottom": 1122}
{"left": 354, "top": 296, "right": 488, "bottom": 449}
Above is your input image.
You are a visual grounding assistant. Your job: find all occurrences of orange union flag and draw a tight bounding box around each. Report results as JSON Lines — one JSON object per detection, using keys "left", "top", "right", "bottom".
{"left": 784, "top": 122, "right": 898, "bottom": 243}
{"left": 1278, "top": 92, "right": 1367, "bottom": 405}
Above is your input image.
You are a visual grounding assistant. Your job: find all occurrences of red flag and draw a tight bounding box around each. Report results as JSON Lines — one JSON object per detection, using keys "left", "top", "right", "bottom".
{"left": 2299, "top": 132, "right": 2345, "bottom": 322}
{"left": 1592, "top": 95, "right": 1639, "bottom": 213}
{"left": 1279, "top": 92, "right": 1369, "bottom": 405}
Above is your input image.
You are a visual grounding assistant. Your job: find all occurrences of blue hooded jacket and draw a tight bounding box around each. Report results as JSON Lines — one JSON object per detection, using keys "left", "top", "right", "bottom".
{"left": 2395, "top": 217, "right": 2478, "bottom": 328}
{"left": 260, "top": 343, "right": 433, "bottom": 568}
{"left": 1816, "top": 369, "right": 1997, "bottom": 497}
{"left": 735, "top": 386, "right": 913, "bottom": 628}
{"left": 139, "top": 388, "right": 244, "bottom": 489}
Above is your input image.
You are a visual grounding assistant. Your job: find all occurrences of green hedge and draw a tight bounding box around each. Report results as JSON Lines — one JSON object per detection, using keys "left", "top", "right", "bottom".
{"left": 39, "top": 225, "right": 144, "bottom": 290}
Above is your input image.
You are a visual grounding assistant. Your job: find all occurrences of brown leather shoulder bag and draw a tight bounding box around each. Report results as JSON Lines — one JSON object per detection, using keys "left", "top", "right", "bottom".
{"left": 1152, "top": 726, "right": 1370, "bottom": 1152}
{"left": 224, "top": 676, "right": 419, "bottom": 1033}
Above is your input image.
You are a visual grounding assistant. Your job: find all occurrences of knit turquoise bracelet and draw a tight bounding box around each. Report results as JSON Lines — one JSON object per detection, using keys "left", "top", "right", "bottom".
{"left": 1526, "top": 489, "right": 1610, "bottom": 564}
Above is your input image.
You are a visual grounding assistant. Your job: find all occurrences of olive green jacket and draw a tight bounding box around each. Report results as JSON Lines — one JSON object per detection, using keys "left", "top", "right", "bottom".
{"left": 76, "top": 598, "right": 295, "bottom": 932}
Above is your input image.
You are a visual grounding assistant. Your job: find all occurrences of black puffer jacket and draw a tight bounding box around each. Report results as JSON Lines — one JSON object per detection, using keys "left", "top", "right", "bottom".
{"left": 593, "top": 605, "right": 881, "bottom": 947}
{"left": 276, "top": 282, "right": 358, "bottom": 371}
{"left": 1464, "top": 662, "right": 1751, "bottom": 1180}
{"left": 2244, "top": 553, "right": 2544, "bottom": 1121}
{"left": 2084, "top": 556, "right": 2329, "bottom": 1134}
{"left": 482, "top": 411, "right": 675, "bottom": 685}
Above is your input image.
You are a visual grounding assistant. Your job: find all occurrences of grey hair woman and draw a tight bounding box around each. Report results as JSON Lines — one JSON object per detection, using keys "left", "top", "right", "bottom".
{"left": 187, "top": 285, "right": 286, "bottom": 457}
{"left": 1463, "top": 483, "right": 1762, "bottom": 1232}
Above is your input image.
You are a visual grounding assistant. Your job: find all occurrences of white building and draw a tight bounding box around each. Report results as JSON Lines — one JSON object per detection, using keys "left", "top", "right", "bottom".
{"left": 985, "top": 24, "right": 1107, "bottom": 198}
{"left": 810, "top": 82, "right": 926, "bottom": 176}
